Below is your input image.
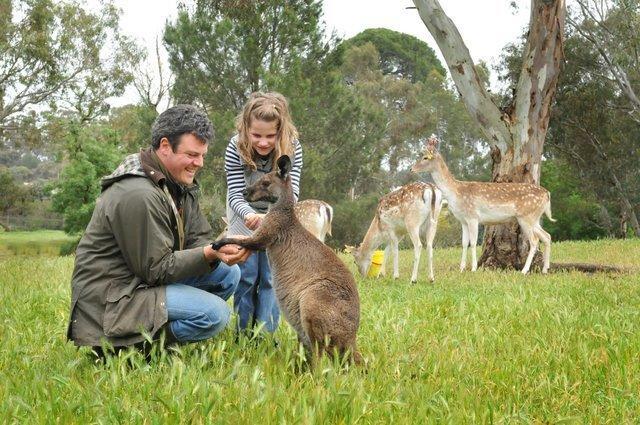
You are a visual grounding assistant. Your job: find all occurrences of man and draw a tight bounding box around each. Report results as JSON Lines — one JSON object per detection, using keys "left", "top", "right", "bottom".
{"left": 67, "top": 104, "right": 250, "bottom": 353}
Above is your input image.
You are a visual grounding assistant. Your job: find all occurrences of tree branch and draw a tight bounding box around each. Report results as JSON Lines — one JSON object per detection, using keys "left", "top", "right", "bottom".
{"left": 411, "top": 0, "right": 510, "bottom": 152}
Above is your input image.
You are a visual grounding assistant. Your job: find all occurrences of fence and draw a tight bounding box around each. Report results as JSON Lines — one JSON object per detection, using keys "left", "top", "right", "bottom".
{"left": 0, "top": 215, "right": 64, "bottom": 231}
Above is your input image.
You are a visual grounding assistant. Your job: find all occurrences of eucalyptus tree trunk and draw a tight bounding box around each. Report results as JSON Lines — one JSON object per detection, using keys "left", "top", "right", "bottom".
{"left": 413, "top": 0, "right": 566, "bottom": 270}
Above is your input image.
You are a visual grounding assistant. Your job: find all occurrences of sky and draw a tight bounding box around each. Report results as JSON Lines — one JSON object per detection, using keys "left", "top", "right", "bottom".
{"left": 108, "top": 0, "right": 530, "bottom": 107}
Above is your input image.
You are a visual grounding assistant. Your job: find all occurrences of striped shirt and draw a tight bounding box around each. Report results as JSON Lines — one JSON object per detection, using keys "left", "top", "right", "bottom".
{"left": 225, "top": 135, "right": 303, "bottom": 221}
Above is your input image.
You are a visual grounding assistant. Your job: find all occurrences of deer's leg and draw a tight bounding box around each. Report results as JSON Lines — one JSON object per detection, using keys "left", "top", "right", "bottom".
{"left": 520, "top": 220, "right": 539, "bottom": 274}
{"left": 534, "top": 225, "right": 551, "bottom": 273}
{"left": 460, "top": 223, "right": 469, "bottom": 271}
{"left": 425, "top": 220, "right": 438, "bottom": 282}
{"left": 468, "top": 219, "right": 479, "bottom": 272}
{"left": 380, "top": 244, "right": 391, "bottom": 277}
{"left": 406, "top": 220, "right": 423, "bottom": 284}
{"left": 391, "top": 236, "right": 400, "bottom": 279}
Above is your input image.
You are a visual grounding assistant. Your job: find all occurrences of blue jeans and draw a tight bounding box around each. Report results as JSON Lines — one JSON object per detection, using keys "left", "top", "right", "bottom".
{"left": 165, "top": 262, "right": 240, "bottom": 342}
{"left": 234, "top": 251, "right": 279, "bottom": 333}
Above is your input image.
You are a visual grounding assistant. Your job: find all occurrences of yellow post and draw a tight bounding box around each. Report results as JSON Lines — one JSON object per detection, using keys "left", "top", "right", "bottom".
{"left": 367, "top": 250, "right": 385, "bottom": 278}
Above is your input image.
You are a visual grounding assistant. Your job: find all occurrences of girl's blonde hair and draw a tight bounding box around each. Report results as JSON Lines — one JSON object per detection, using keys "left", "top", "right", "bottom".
{"left": 235, "top": 91, "right": 299, "bottom": 170}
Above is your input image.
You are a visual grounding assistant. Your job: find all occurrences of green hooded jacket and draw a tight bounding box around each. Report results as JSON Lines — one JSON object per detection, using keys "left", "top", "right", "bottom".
{"left": 67, "top": 148, "right": 215, "bottom": 347}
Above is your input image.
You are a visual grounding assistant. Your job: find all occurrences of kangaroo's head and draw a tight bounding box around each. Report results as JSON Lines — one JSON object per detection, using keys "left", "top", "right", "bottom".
{"left": 411, "top": 134, "right": 440, "bottom": 173}
{"left": 243, "top": 155, "right": 292, "bottom": 204}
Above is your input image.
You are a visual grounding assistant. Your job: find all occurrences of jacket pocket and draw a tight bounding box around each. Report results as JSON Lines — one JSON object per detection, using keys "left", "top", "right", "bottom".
{"left": 103, "top": 278, "right": 157, "bottom": 338}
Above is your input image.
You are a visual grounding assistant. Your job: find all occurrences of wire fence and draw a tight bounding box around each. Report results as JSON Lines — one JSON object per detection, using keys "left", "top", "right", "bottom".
{"left": 0, "top": 215, "right": 64, "bottom": 231}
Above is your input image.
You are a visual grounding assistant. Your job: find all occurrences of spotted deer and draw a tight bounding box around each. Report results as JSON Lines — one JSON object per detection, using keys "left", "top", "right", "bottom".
{"left": 213, "top": 156, "right": 361, "bottom": 365}
{"left": 347, "top": 182, "right": 443, "bottom": 283}
{"left": 411, "top": 135, "right": 555, "bottom": 274}
{"left": 295, "top": 199, "right": 333, "bottom": 243}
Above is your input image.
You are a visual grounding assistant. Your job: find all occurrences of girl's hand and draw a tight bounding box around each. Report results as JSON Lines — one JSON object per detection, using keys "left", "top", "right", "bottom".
{"left": 244, "top": 213, "right": 265, "bottom": 230}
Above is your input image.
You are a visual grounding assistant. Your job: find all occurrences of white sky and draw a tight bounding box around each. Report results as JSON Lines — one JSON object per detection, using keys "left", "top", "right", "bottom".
{"left": 108, "top": 0, "right": 530, "bottom": 108}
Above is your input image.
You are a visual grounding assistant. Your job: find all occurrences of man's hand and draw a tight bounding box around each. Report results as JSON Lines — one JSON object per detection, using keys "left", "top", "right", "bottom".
{"left": 204, "top": 242, "right": 251, "bottom": 266}
{"left": 244, "top": 213, "right": 265, "bottom": 230}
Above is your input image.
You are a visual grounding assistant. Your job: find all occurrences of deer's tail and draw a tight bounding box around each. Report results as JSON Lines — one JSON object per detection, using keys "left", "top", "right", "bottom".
{"left": 323, "top": 204, "right": 333, "bottom": 236}
{"left": 424, "top": 185, "right": 441, "bottom": 224}
{"left": 545, "top": 197, "right": 557, "bottom": 222}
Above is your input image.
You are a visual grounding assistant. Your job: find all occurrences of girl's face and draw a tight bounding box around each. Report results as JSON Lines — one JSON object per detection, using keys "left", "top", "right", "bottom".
{"left": 249, "top": 119, "right": 278, "bottom": 156}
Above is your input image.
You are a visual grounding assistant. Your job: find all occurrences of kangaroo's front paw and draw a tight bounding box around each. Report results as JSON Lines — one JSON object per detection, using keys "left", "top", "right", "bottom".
{"left": 211, "top": 240, "right": 227, "bottom": 250}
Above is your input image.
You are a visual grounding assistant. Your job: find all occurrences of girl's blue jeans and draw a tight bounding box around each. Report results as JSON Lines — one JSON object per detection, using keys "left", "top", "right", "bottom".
{"left": 233, "top": 250, "right": 279, "bottom": 333}
{"left": 165, "top": 262, "right": 240, "bottom": 342}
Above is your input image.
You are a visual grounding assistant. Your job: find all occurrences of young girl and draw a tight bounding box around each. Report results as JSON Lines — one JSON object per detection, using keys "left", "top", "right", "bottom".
{"left": 224, "top": 91, "right": 303, "bottom": 336}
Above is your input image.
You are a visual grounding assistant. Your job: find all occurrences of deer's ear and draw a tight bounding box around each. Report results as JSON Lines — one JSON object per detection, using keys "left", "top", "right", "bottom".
{"left": 277, "top": 155, "right": 292, "bottom": 179}
{"left": 428, "top": 134, "right": 439, "bottom": 150}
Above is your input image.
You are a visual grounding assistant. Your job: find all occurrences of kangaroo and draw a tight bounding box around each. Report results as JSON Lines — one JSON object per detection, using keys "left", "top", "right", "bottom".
{"left": 212, "top": 155, "right": 361, "bottom": 365}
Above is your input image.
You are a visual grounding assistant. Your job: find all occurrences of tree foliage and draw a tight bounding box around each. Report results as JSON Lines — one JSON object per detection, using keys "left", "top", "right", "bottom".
{"left": 540, "top": 159, "right": 609, "bottom": 240}
{"left": 50, "top": 124, "right": 123, "bottom": 234}
{"left": 546, "top": 1, "right": 640, "bottom": 237}
{"left": 0, "top": 0, "right": 140, "bottom": 127}
{"left": 0, "top": 166, "right": 27, "bottom": 215}
{"left": 330, "top": 28, "right": 446, "bottom": 83}
{"left": 164, "top": 0, "right": 326, "bottom": 112}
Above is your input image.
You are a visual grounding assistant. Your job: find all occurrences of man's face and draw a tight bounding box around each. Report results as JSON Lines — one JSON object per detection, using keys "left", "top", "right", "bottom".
{"left": 157, "top": 133, "right": 208, "bottom": 185}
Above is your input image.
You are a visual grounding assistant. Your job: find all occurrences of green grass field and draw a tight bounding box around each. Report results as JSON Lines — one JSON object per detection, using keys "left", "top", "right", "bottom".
{"left": 1, "top": 238, "right": 639, "bottom": 423}
{"left": 0, "top": 230, "right": 76, "bottom": 257}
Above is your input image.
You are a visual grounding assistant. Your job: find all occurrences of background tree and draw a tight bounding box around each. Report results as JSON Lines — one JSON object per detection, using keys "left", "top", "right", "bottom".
{"left": 133, "top": 38, "right": 173, "bottom": 111}
{"left": 412, "top": 0, "right": 566, "bottom": 270}
{"left": 49, "top": 125, "right": 122, "bottom": 234}
{"left": 548, "top": 0, "right": 640, "bottom": 237}
{"left": 0, "top": 167, "right": 28, "bottom": 215}
{"left": 330, "top": 27, "right": 446, "bottom": 82}
{"left": 568, "top": 0, "right": 640, "bottom": 124}
{"left": 0, "top": 0, "right": 138, "bottom": 127}
{"left": 0, "top": 0, "right": 139, "bottom": 232}
{"left": 164, "top": 0, "right": 326, "bottom": 113}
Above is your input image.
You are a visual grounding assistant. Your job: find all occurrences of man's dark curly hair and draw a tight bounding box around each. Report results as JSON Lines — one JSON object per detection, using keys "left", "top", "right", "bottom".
{"left": 151, "top": 104, "right": 214, "bottom": 151}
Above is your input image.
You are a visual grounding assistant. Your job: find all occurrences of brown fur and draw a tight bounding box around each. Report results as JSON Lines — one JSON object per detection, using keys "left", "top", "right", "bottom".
{"left": 213, "top": 156, "right": 361, "bottom": 365}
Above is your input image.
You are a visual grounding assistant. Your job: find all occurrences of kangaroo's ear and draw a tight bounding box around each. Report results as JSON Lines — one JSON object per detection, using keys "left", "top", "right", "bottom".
{"left": 277, "top": 155, "right": 292, "bottom": 180}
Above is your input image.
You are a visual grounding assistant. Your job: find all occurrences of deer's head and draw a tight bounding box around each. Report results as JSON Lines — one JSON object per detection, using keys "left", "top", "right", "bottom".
{"left": 243, "top": 155, "right": 291, "bottom": 203}
{"left": 411, "top": 135, "right": 440, "bottom": 173}
{"left": 344, "top": 244, "right": 371, "bottom": 276}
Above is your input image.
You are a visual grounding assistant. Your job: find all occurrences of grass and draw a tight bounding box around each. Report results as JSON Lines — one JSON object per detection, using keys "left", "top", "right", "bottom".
{"left": 0, "top": 230, "right": 76, "bottom": 257}
{"left": 0, "top": 238, "right": 639, "bottom": 423}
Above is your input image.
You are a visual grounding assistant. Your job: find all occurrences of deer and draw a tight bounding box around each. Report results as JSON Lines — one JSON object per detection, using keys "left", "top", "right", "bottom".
{"left": 212, "top": 155, "right": 361, "bottom": 365}
{"left": 411, "top": 135, "right": 556, "bottom": 274}
{"left": 295, "top": 199, "right": 333, "bottom": 243}
{"left": 346, "top": 182, "right": 443, "bottom": 283}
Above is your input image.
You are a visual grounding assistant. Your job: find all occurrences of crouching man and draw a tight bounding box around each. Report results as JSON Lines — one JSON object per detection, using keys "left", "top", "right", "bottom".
{"left": 67, "top": 105, "right": 250, "bottom": 355}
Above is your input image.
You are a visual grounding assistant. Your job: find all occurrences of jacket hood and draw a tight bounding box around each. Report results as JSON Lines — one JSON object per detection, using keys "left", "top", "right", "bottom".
{"left": 100, "top": 152, "right": 147, "bottom": 191}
